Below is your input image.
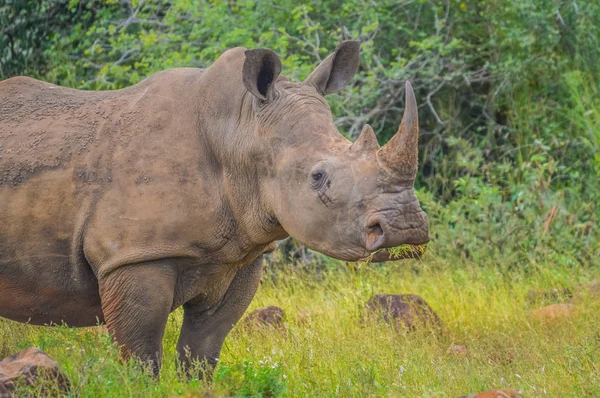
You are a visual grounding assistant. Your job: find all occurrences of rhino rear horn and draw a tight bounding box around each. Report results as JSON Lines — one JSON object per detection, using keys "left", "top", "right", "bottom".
{"left": 243, "top": 48, "right": 282, "bottom": 101}
{"left": 350, "top": 124, "right": 380, "bottom": 154}
{"left": 304, "top": 40, "right": 360, "bottom": 95}
{"left": 377, "top": 81, "right": 419, "bottom": 177}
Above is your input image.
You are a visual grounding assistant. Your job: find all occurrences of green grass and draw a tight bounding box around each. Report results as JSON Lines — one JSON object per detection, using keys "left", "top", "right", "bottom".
{"left": 1, "top": 255, "right": 599, "bottom": 397}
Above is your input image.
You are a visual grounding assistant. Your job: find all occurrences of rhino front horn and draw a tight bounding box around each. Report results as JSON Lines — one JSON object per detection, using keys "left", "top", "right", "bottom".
{"left": 377, "top": 81, "right": 419, "bottom": 176}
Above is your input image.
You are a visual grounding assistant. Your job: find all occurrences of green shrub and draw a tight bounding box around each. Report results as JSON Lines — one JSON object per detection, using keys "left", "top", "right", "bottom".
{"left": 1, "top": 0, "right": 598, "bottom": 265}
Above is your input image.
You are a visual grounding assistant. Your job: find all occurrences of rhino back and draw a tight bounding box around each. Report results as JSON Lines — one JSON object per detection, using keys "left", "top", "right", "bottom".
{"left": 0, "top": 76, "right": 109, "bottom": 186}
{"left": 0, "top": 70, "right": 214, "bottom": 320}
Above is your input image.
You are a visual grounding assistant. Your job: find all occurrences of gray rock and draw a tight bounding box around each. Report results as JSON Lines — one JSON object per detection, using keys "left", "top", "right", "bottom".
{"left": 243, "top": 306, "right": 285, "bottom": 329}
{"left": 364, "top": 294, "right": 443, "bottom": 332}
{"left": 0, "top": 347, "right": 69, "bottom": 397}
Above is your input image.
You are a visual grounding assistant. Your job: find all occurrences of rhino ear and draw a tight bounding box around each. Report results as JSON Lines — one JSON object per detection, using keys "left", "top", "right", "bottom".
{"left": 304, "top": 40, "right": 360, "bottom": 95}
{"left": 243, "top": 48, "right": 282, "bottom": 101}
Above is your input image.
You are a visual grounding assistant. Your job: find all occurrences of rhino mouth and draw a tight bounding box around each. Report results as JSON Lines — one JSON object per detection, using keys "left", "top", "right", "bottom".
{"left": 367, "top": 245, "right": 427, "bottom": 262}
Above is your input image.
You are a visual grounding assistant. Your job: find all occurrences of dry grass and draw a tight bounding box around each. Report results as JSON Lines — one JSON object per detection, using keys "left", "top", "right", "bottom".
{"left": 1, "top": 256, "right": 599, "bottom": 397}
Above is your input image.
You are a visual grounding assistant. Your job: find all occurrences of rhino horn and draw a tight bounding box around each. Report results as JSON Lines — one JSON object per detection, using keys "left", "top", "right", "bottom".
{"left": 377, "top": 81, "right": 419, "bottom": 177}
{"left": 350, "top": 124, "right": 380, "bottom": 153}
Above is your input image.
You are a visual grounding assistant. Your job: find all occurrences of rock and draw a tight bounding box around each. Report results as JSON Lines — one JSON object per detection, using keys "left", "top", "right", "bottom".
{"left": 447, "top": 344, "right": 469, "bottom": 357}
{"left": 0, "top": 347, "right": 70, "bottom": 397}
{"left": 364, "top": 294, "right": 443, "bottom": 332}
{"left": 459, "top": 389, "right": 521, "bottom": 398}
{"left": 526, "top": 286, "right": 572, "bottom": 304}
{"left": 243, "top": 306, "right": 285, "bottom": 329}
{"left": 529, "top": 304, "right": 576, "bottom": 322}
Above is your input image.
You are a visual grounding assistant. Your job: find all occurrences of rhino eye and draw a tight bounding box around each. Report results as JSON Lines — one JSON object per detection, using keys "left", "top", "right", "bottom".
{"left": 311, "top": 170, "right": 327, "bottom": 189}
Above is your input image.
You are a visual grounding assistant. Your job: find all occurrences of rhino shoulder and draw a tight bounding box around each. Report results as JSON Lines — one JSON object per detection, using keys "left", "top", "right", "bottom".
{"left": 139, "top": 67, "right": 204, "bottom": 82}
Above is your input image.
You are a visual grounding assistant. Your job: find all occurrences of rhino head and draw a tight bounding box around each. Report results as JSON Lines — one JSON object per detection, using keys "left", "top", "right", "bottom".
{"left": 240, "top": 41, "right": 429, "bottom": 261}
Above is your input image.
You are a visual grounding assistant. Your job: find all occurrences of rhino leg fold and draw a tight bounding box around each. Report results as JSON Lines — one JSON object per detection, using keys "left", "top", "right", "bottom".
{"left": 176, "top": 255, "right": 264, "bottom": 379}
{"left": 99, "top": 261, "right": 177, "bottom": 377}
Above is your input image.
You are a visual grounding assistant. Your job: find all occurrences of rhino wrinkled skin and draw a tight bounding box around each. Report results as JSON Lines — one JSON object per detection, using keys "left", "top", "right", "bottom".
{"left": 0, "top": 41, "right": 428, "bottom": 376}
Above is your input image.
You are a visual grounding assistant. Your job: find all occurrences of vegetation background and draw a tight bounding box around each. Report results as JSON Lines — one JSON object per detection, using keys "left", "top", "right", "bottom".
{"left": 0, "top": 0, "right": 599, "bottom": 396}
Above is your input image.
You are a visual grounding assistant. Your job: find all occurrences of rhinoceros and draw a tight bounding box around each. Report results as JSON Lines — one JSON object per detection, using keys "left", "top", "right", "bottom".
{"left": 0, "top": 41, "right": 428, "bottom": 376}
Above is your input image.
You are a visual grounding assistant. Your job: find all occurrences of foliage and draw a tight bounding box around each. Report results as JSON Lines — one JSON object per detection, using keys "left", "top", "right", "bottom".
{"left": 0, "top": 0, "right": 103, "bottom": 78}
{"left": 2, "top": 0, "right": 597, "bottom": 265}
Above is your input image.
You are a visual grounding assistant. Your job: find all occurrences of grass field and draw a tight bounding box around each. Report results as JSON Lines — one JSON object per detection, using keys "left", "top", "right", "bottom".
{"left": 1, "top": 253, "right": 599, "bottom": 397}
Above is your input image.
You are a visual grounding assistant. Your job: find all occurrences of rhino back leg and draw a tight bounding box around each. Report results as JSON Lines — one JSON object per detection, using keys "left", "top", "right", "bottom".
{"left": 99, "top": 260, "right": 176, "bottom": 377}
{"left": 176, "top": 255, "right": 263, "bottom": 377}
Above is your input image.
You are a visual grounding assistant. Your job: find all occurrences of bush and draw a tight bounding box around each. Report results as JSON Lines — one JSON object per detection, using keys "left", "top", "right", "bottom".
{"left": 1, "top": 0, "right": 598, "bottom": 265}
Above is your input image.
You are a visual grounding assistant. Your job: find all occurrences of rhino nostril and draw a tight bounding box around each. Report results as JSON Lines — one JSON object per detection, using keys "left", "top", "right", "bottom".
{"left": 370, "top": 223, "right": 383, "bottom": 235}
{"left": 366, "top": 223, "right": 385, "bottom": 252}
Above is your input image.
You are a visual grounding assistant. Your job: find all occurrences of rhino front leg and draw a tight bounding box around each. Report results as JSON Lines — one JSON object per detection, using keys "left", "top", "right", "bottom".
{"left": 177, "top": 256, "right": 264, "bottom": 378}
{"left": 99, "top": 261, "right": 176, "bottom": 377}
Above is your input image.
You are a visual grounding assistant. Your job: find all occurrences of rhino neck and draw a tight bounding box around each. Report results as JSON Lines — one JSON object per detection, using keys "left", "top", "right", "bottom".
{"left": 195, "top": 48, "right": 289, "bottom": 248}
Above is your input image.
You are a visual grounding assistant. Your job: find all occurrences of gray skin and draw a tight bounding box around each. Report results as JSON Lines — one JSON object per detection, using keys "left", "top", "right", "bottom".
{"left": 0, "top": 41, "right": 428, "bottom": 376}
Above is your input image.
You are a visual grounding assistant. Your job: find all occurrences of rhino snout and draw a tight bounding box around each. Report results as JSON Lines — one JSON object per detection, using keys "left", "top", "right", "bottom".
{"left": 365, "top": 210, "right": 429, "bottom": 252}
